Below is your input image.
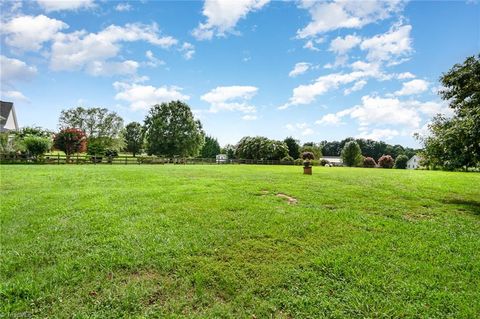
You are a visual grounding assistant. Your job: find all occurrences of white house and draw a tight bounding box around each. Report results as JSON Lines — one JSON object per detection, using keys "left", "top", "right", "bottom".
{"left": 407, "top": 155, "right": 421, "bottom": 169}
{"left": 321, "top": 156, "right": 343, "bottom": 166}
{"left": 0, "top": 101, "right": 19, "bottom": 132}
{"left": 216, "top": 154, "right": 228, "bottom": 164}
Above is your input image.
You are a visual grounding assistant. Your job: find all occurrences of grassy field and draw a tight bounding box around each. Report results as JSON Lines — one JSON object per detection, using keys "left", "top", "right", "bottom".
{"left": 1, "top": 165, "right": 479, "bottom": 318}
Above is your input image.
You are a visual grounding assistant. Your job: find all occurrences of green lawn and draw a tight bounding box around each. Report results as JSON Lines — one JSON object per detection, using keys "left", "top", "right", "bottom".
{"left": 1, "top": 165, "right": 479, "bottom": 318}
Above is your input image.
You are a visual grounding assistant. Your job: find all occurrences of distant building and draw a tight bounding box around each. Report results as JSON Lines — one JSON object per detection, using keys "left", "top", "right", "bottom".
{"left": 0, "top": 101, "right": 19, "bottom": 132}
{"left": 407, "top": 155, "right": 421, "bottom": 169}
{"left": 216, "top": 154, "right": 228, "bottom": 164}
{"left": 321, "top": 156, "right": 343, "bottom": 166}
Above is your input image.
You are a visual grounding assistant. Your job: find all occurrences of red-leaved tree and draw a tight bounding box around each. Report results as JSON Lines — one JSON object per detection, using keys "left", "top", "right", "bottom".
{"left": 54, "top": 128, "right": 87, "bottom": 161}
{"left": 378, "top": 155, "right": 394, "bottom": 168}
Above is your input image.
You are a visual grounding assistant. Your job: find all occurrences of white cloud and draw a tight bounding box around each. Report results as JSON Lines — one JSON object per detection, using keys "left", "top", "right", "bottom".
{"left": 315, "top": 113, "right": 344, "bottom": 126}
{"left": 113, "top": 81, "right": 189, "bottom": 110}
{"left": 180, "top": 42, "right": 195, "bottom": 60}
{"left": 145, "top": 50, "right": 165, "bottom": 67}
{"left": 348, "top": 95, "right": 422, "bottom": 128}
{"left": 303, "top": 40, "right": 319, "bottom": 51}
{"left": 280, "top": 68, "right": 384, "bottom": 109}
{"left": 2, "top": 15, "right": 68, "bottom": 51}
{"left": 0, "top": 55, "right": 37, "bottom": 102}
{"left": 356, "top": 128, "right": 400, "bottom": 140}
{"left": 360, "top": 23, "right": 412, "bottom": 63}
{"left": 0, "top": 55, "right": 37, "bottom": 84}
{"left": 242, "top": 114, "right": 258, "bottom": 120}
{"left": 394, "top": 79, "right": 429, "bottom": 96}
{"left": 192, "top": 0, "right": 270, "bottom": 40}
{"left": 317, "top": 95, "right": 447, "bottom": 134}
{"left": 286, "top": 122, "right": 314, "bottom": 136}
{"left": 297, "top": 0, "right": 404, "bottom": 38}
{"left": 115, "top": 3, "right": 132, "bottom": 12}
{"left": 201, "top": 86, "right": 258, "bottom": 113}
{"left": 329, "top": 34, "right": 361, "bottom": 54}
{"left": 0, "top": 90, "right": 29, "bottom": 102}
{"left": 50, "top": 23, "right": 177, "bottom": 74}
{"left": 86, "top": 60, "right": 139, "bottom": 76}
{"left": 36, "top": 0, "right": 94, "bottom": 12}
{"left": 397, "top": 72, "right": 415, "bottom": 79}
{"left": 289, "top": 62, "right": 311, "bottom": 77}
{"left": 344, "top": 79, "right": 367, "bottom": 95}
{"left": 414, "top": 100, "right": 452, "bottom": 117}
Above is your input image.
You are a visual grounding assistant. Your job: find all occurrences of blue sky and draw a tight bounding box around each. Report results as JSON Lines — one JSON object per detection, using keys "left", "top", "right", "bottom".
{"left": 1, "top": 0, "right": 479, "bottom": 147}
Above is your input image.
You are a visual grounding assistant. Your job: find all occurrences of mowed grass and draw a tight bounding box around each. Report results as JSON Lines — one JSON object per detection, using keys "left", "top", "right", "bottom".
{"left": 1, "top": 165, "right": 479, "bottom": 318}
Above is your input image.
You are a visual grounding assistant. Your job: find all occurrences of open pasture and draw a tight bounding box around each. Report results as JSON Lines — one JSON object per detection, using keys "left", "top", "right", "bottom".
{"left": 1, "top": 165, "right": 479, "bottom": 318}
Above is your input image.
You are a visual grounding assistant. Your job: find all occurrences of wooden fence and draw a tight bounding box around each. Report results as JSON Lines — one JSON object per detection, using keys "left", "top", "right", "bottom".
{"left": 0, "top": 153, "right": 308, "bottom": 166}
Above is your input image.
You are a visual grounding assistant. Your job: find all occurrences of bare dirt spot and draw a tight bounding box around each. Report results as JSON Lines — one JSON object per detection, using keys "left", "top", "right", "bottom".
{"left": 259, "top": 190, "right": 269, "bottom": 196}
{"left": 276, "top": 193, "right": 298, "bottom": 205}
{"left": 403, "top": 212, "right": 432, "bottom": 222}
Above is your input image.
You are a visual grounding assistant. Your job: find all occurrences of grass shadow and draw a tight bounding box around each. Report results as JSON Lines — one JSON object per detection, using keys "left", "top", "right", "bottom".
{"left": 443, "top": 198, "right": 480, "bottom": 216}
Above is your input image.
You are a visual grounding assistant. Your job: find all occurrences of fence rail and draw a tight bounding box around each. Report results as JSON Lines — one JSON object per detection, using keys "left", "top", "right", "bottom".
{"left": 0, "top": 153, "right": 313, "bottom": 166}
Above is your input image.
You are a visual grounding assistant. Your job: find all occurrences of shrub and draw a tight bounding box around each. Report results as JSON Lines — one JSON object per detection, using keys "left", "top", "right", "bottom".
{"left": 341, "top": 141, "right": 363, "bottom": 167}
{"left": 23, "top": 136, "right": 51, "bottom": 159}
{"left": 395, "top": 154, "right": 409, "bottom": 169}
{"left": 302, "top": 152, "right": 315, "bottom": 160}
{"left": 87, "top": 139, "right": 106, "bottom": 156}
{"left": 0, "top": 132, "right": 22, "bottom": 154}
{"left": 54, "top": 129, "right": 87, "bottom": 159}
{"left": 300, "top": 144, "right": 321, "bottom": 159}
{"left": 320, "top": 159, "right": 330, "bottom": 166}
{"left": 281, "top": 155, "right": 294, "bottom": 162}
{"left": 294, "top": 158, "right": 303, "bottom": 165}
{"left": 378, "top": 155, "right": 394, "bottom": 168}
{"left": 363, "top": 157, "right": 377, "bottom": 168}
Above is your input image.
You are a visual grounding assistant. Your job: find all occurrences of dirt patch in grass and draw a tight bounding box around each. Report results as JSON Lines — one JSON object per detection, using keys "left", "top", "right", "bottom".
{"left": 403, "top": 212, "right": 432, "bottom": 222}
{"left": 276, "top": 193, "right": 298, "bottom": 205}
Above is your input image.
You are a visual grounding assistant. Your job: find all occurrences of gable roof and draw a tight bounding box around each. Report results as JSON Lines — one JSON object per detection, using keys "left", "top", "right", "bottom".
{"left": 0, "top": 101, "right": 19, "bottom": 131}
{"left": 0, "top": 101, "right": 13, "bottom": 125}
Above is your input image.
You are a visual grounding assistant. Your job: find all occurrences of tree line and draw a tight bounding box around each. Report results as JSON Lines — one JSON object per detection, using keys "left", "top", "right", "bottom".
{"left": 1, "top": 55, "right": 477, "bottom": 170}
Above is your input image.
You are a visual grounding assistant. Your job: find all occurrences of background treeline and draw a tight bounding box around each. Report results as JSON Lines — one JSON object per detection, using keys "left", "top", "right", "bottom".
{"left": 1, "top": 55, "right": 478, "bottom": 171}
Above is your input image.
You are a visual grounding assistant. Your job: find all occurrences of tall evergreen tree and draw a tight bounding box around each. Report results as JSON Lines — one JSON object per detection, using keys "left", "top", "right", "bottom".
{"left": 200, "top": 136, "right": 221, "bottom": 158}
{"left": 341, "top": 141, "right": 363, "bottom": 167}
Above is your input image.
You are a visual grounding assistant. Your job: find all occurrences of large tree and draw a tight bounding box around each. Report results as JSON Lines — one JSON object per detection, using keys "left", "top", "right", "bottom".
{"left": 284, "top": 137, "right": 301, "bottom": 159}
{"left": 200, "top": 136, "right": 221, "bottom": 158}
{"left": 144, "top": 101, "right": 205, "bottom": 157}
{"left": 59, "top": 107, "right": 124, "bottom": 151}
{"left": 59, "top": 107, "right": 124, "bottom": 138}
{"left": 235, "top": 136, "right": 288, "bottom": 160}
{"left": 341, "top": 141, "right": 363, "bottom": 167}
{"left": 124, "top": 122, "right": 144, "bottom": 156}
{"left": 416, "top": 55, "right": 480, "bottom": 170}
{"left": 320, "top": 140, "right": 342, "bottom": 156}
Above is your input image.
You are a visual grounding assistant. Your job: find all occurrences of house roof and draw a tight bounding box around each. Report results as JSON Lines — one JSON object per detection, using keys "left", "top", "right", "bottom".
{"left": 0, "top": 101, "right": 13, "bottom": 126}
{"left": 0, "top": 101, "right": 19, "bottom": 131}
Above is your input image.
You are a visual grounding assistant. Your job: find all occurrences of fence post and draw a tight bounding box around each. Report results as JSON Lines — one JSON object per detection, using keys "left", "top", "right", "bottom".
{"left": 57, "top": 154, "right": 60, "bottom": 165}
{"left": 125, "top": 156, "right": 127, "bottom": 165}
{"left": 94, "top": 154, "right": 96, "bottom": 165}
